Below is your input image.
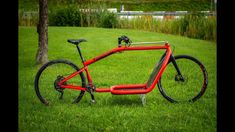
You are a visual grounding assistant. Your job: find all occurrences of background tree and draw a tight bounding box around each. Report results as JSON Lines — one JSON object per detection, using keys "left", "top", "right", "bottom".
{"left": 36, "top": 0, "right": 48, "bottom": 64}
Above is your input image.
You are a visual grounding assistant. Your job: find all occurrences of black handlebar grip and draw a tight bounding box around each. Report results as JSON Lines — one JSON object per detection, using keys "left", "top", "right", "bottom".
{"left": 118, "top": 37, "right": 122, "bottom": 47}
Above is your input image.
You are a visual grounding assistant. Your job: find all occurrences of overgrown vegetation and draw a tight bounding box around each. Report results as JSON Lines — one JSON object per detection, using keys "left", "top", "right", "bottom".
{"left": 20, "top": 4, "right": 215, "bottom": 41}
{"left": 49, "top": 6, "right": 82, "bottom": 26}
{"left": 106, "top": 0, "right": 213, "bottom": 11}
{"left": 18, "top": 0, "right": 216, "bottom": 41}
{"left": 49, "top": 5, "right": 118, "bottom": 28}
{"left": 18, "top": 10, "right": 38, "bottom": 26}
{"left": 118, "top": 14, "right": 216, "bottom": 41}
{"left": 19, "top": 0, "right": 215, "bottom": 12}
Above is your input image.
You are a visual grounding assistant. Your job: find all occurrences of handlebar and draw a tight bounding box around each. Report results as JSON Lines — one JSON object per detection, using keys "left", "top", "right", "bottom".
{"left": 118, "top": 35, "right": 132, "bottom": 47}
{"left": 118, "top": 35, "right": 169, "bottom": 47}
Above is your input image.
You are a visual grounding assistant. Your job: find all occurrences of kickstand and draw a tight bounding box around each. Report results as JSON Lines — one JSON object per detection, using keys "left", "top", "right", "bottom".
{"left": 140, "top": 94, "right": 146, "bottom": 106}
{"left": 86, "top": 85, "right": 96, "bottom": 104}
{"left": 89, "top": 91, "right": 96, "bottom": 104}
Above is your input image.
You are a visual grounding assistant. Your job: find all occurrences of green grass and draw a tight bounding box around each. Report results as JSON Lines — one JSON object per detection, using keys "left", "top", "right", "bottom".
{"left": 19, "top": 27, "right": 216, "bottom": 131}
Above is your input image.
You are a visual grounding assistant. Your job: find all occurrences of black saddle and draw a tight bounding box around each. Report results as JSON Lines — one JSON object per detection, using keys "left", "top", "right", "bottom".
{"left": 67, "top": 39, "right": 87, "bottom": 45}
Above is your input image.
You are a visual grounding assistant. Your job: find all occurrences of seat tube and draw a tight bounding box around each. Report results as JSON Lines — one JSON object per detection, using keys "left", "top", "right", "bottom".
{"left": 76, "top": 45, "right": 85, "bottom": 63}
{"left": 84, "top": 67, "right": 92, "bottom": 85}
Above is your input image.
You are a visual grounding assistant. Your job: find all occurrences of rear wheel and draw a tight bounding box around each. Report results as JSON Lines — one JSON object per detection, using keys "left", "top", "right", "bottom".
{"left": 157, "top": 55, "right": 208, "bottom": 103}
{"left": 34, "top": 60, "right": 86, "bottom": 105}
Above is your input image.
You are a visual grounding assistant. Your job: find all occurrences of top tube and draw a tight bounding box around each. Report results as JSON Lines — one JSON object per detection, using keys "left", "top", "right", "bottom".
{"left": 130, "top": 41, "right": 168, "bottom": 45}
{"left": 84, "top": 43, "right": 170, "bottom": 66}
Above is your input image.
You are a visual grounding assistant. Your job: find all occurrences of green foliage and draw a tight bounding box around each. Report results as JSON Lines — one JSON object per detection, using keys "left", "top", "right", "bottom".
{"left": 48, "top": 4, "right": 118, "bottom": 28}
{"left": 177, "top": 17, "right": 190, "bottom": 36}
{"left": 118, "top": 14, "right": 216, "bottom": 41}
{"left": 18, "top": 10, "right": 38, "bottom": 26}
{"left": 98, "top": 11, "right": 118, "bottom": 28}
{"left": 19, "top": 0, "right": 214, "bottom": 12}
{"left": 18, "top": 0, "right": 216, "bottom": 41}
{"left": 110, "top": 0, "right": 212, "bottom": 11}
{"left": 176, "top": 13, "right": 216, "bottom": 41}
{"left": 49, "top": 5, "right": 81, "bottom": 26}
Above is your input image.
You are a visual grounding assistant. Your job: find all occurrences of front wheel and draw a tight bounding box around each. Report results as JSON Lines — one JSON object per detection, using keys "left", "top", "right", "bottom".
{"left": 34, "top": 60, "right": 86, "bottom": 105}
{"left": 157, "top": 55, "right": 208, "bottom": 103}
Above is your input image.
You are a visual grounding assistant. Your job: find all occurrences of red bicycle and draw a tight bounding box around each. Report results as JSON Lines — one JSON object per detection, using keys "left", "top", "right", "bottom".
{"left": 34, "top": 36, "right": 208, "bottom": 105}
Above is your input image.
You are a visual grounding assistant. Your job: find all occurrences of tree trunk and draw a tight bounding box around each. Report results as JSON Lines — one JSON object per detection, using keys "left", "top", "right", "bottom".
{"left": 36, "top": 0, "right": 48, "bottom": 64}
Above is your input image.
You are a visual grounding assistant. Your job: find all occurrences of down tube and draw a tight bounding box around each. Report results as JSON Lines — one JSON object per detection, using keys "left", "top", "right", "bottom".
{"left": 146, "top": 47, "right": 172, "bottom": 92}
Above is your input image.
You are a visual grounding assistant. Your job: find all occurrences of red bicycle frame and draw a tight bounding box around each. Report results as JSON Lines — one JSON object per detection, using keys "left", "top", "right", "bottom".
{"left": 58, "top": 43, "right": 172, "bottom": 95}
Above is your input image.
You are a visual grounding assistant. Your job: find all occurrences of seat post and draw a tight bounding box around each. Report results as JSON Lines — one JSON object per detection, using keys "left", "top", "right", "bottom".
{"left": 76, "top": 45, "right": 85, "bottom": 63}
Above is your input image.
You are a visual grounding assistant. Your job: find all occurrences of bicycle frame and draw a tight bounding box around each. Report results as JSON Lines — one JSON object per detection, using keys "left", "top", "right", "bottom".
{"left": 58, "top": 42, "right": 172, "bottom": 95}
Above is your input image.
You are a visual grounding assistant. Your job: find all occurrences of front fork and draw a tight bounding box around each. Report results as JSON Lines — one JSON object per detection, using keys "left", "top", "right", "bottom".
{"left": 170, "top": 55, "right": 185, "bottom": 82}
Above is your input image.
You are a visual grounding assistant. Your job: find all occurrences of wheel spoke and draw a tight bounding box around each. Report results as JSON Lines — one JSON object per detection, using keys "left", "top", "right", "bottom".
{"left": 158, "top": 55, "right": 208, "bottom": 102}
{"left": 34, "top": 60, "right": 86, "bottom": 105}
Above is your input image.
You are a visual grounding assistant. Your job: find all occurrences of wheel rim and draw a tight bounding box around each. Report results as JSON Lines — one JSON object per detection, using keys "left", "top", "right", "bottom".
{"left": 158, "top": 56, "right": 208, "bottom": 102}
{"left": 35, "top": 61, "right": 85, "bottom": 105}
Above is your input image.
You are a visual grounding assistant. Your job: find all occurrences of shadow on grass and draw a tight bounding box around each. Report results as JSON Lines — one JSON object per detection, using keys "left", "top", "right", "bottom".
{"left": 108, "top": 95, "right": 144, "bottom": 107}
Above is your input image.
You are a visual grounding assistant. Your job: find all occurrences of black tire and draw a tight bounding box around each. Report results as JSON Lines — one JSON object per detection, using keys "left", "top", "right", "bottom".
{"left": 34, "top": 60, "right": 86, "bottom": 105}
{"left": 157, "top": 55, "right": 208, "bottom": 103}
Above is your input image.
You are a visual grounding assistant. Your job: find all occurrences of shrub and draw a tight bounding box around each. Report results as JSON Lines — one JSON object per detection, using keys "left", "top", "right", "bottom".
{"left": 49, "top": 5, "right": 118, "bottom": 28}
{"left": 180, "top": 13, "right": 216, "bottom": 41}
{"left": 117, "top": 13, "right": 216, "bottom": 41}
{"left": 98, "top": 11, "right": 118, "bottom": 28}
{"left": 49, "top": 5, "right": 81, "bottom": 26}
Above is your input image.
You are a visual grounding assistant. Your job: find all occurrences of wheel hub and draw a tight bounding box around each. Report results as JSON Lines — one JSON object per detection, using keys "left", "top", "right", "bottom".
{"left": 175, "top": 74, "right": 185, "bottom": 82}
{"left": 54, "top": 75, "right": 66, "bottom": 92}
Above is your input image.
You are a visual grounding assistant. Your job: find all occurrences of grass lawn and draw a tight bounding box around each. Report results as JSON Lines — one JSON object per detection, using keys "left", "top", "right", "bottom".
{"left": 19, "top": 27, "right": 216, "bottom": 131}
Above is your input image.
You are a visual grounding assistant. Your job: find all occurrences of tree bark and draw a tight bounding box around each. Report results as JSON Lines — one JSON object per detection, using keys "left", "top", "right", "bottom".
{"left": 36, "top": 0, "right": 48, "bottom": 64}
